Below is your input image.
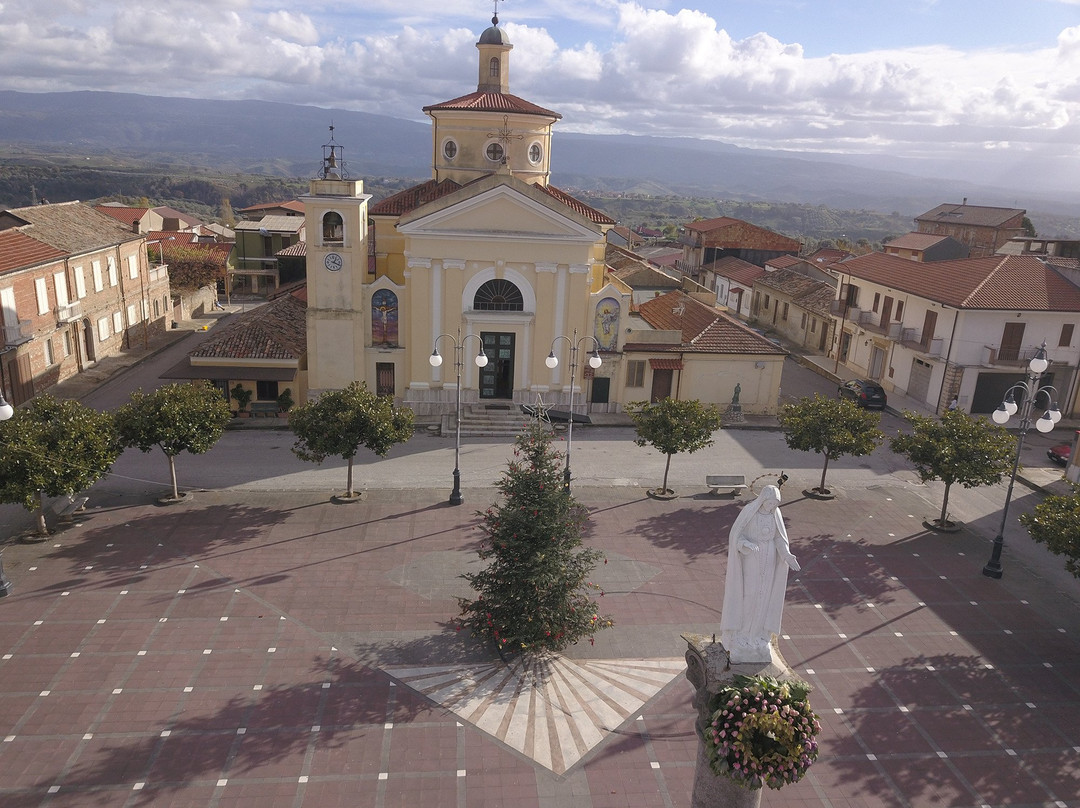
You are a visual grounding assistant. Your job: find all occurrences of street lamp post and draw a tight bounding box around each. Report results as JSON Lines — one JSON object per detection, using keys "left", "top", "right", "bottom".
{"left": 982, "top": 342, "right": 1060, "bottom": 579}
{"left": 430, "top": 329, "right": 489, "bottom": 505}
{"left": 546, "top": 329, "right": 602, "bottom": 493}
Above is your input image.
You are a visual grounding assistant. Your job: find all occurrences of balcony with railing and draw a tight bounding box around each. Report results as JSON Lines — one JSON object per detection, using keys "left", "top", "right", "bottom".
{"left": 55, "top": 302, "right": 83, "bottom": 324}
{"left": 830, "top": 299, "right": 863, "bottom": 321}
{"left": 899, "top": 328, "right": 943, "bottom": 357}
{"left": 1, "top": 319, "right": 32, "bottom": 346}
{"left": 981, "top": 344, "right": 1045, "bottom": 368}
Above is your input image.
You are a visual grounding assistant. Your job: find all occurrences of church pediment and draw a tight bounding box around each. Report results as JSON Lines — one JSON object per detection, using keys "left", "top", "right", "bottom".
{"left": 396, "top": 176, "right": 602, "bottom": 243}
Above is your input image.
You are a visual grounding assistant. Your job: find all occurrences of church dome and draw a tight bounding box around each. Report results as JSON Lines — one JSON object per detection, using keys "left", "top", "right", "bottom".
{"left": 478, "top": 15, "right": 511, "bottom": 45}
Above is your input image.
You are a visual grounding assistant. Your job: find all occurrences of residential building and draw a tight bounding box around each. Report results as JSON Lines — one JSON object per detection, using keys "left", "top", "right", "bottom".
{"left": 0, "top": 202, "right": 171, "bottom": 405}
{"left": 752, "top": 268, "right": 836, "bottom": 353}
{"left": 625, "top": 290, "right": 785, "bottom": 412}
{"left": 163, "top": 289, "right": 307, "bottom": 407}
{"left": 233, "top": 215, "right": 305, "bottom": 297}
{"left": 914, "top": 201, "right": 1026, "bottom": 258}
{"left": 677, "top": 216, "right": 800, "bottom": 276}
{"left": 604, "top": 244, "right": 681, "bottom": 304}
{"left": 830, "top": 252, "right": 1080, "bottom": 415}
{"left": 701, "top": 256, "right": 763, "bottom": 320}
{"left": 883, "top": 232, "right": 969, "bottom": 262}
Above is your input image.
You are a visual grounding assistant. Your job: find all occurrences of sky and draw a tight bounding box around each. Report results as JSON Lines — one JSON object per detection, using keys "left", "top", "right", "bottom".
{"left": 2, "top": 0, "right": 1079, "bottom": 185}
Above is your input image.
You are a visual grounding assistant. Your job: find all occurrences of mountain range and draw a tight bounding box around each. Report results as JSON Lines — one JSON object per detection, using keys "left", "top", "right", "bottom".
{"left": 2, "top": 90, "right": 1078, "bottom": 225}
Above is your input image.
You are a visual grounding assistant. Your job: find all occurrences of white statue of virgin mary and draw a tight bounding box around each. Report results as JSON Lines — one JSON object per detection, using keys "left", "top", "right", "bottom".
{"left": 720, "top": 485, "right": 800, "bottom": 663}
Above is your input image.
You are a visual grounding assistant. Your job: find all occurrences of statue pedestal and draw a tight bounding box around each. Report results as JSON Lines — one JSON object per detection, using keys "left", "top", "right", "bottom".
{"left": 683, "top": 633, "right": 798, "bottom": 808}
{"left": 724, "top": 403, "right": 744, "bottom": 425}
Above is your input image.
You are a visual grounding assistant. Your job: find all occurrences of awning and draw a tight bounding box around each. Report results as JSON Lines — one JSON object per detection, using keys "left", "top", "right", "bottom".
{"left": 161, "top": 358, "right": 297, "bottom": 382}
{"left": 649, "top": 358, "right": 684, "bottom": 370}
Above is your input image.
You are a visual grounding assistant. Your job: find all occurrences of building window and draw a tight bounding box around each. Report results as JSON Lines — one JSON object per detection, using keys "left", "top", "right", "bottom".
{"left": 322, "top": 212, "right": 344, "bottom": 244}
{"left": 489, "top": 56, "right": 500, "bottom": 78}
{"left": 97, "top": 317, "right": 110, "bottom": 342}
{"left": 443, "top": 139, "right": 458, "bottom": 161}
{"left": 127, "top": 304, "right": 137, "bottom": 325}
{"left": 35, "top": 278, "right": 49, "bottom": 315}
{"left": 485, "top": 142, "right": 505, "bottom": 163}
{"left": 107, "top": 256, "right": 118, "bottom": 286}
{"left": 74, "top": 266, "right": 87, "bottom": 299}
{"left": 1059, "top": 323, "right": 1074, "bottom": 347}
{"left": 92, "top": 260, "right": 103, "bottom": 292}
{"left": 872, "top": 292, "right": 880, "bottom": 312}
{"left": 627, "top": 360, "right": 646, "bottom": 387}
{"left": 782, "top": 302, "right": 789, "bottom": 321}
{"left": 473, "top": 279, "right": 523, "bottom": 311}
{"left": 763, "top": 294, "right": 771, "bottom": 310}
{"left": 63, "top": 331, "right": 72, "bottom": 357}
{"left": 153, "top": 299, "right": 160, "bottom": 318}
{"left": 128, "top": 255, "right": 138, "bottom": 280}
{"left": 810, "top": 318, "right": 817, "bottom": 333}
{"left": 528, "top": 142, "right": 543, "bottom": 164}
{"left": 256, "top": 380, "right": 279, "bottom": 401}
{"left": 113, "top": 312, "right": 123, "bottom": 333}
{"left": 44, "top": 338, "right": 54, "bottom": 366}
{"left": 54, "top": 272, "right": 69, "bottom": 308}
{"left": 800, "top": 312, "right": 807, "bottom": 328}
{"left": 895, "top": 300, "right": 904, "bottom": 321}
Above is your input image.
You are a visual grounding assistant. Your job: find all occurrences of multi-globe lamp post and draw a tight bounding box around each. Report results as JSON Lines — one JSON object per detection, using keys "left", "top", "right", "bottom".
{"left": 546, "top": 330, "right": 602, "bottom": 493}
{"left": 982, "top": 341, "right": 1060, "bottom": 579}
{"left": 429, "top": 330, "right": 489, "bottom": 506}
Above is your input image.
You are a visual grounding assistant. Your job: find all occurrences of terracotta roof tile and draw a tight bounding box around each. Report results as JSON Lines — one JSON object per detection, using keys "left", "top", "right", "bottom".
{"left": 765, "top": 254, "right": 802, "bottom": 269}
{"left": 9, "top": 202, "right": 139, "bottom": 253}
{"left": 540, "top": 185, "right": 615, "bottom": 225}
{"left": 684, "top": 216, "right": 742, "bottom": 233}
{"left": 705, "top": 256, "right": 765, "bottom": 287}
{"left": 884, "top": 232, "right": 951, "bottom": 250}
{"left": 635, "top": 290, "right": 785, "bottom": 355}
{"left": 93, "top": 205, "right": 150, "bottom": 226}
{"left": 0, "top": 230, "right": 67, "bottom": 275}
{"left": 189, "top": 292, "right": 307, "bottom": 361}
{"left": 423, "top": 92, "right": 560, "bottom": 119}
{"left": 237, "top": 199, "right": 305, "bottom": 214}
{"left": 839, "top": 253, "right": 1080, "bottom": 311}
{"left": 369, "top": 179, "right": 463, "bottom": 216}
{"left": 916, "top": 203, "right": 1025, "bottom": 227}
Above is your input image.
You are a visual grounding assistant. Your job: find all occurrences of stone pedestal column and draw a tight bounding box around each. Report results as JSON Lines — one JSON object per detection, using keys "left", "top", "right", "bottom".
{"left": 684, "top": 633, "right": 797, "bottom": 808}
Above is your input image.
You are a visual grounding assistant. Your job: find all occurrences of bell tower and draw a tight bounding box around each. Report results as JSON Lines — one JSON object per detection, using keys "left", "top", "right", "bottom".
{"left": 302, "top": 127, "right": 373, "bottom": 395}
{"left": 476, "top": 12, "right": 512, "bottom": 93}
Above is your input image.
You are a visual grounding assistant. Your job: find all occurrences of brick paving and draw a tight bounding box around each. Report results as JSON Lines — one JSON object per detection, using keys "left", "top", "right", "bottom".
{"left": 0, "top": 484, "right": 1078, "bottom": 807}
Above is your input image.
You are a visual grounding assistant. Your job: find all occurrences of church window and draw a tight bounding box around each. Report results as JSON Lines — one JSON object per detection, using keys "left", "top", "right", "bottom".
{"left": 372, "top": 290, "right": 399, "bottom": 345}
{"left": 489, "top": 57, "right": 500, "bottom": 78}
{"left": 485, "top": 142, "right": 505, "bottom": 163}
{"left": 473, "top": 279, "right": 523, "bottom": 311}
{"left": 322, "top": 212, "right": 344, "bottom": 244}
{"left": 528, "top": 142, "right": 543, "bottom": 164}
{"left": 626, "top": 360, "right": 645, "bottom": 388}
{"left": 443, "top": 139, "right": 458, "bottom": 160}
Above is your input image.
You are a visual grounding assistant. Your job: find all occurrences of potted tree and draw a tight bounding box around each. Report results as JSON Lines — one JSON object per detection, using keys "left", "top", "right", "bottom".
{"left": 230, "top": 383, "right": 252, "bottom": 417}
{"left": 276, "top": 387, "right": 294, "bottom": 416}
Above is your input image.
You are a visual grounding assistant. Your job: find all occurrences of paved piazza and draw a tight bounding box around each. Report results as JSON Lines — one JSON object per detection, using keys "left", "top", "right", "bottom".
{"left": 0, "top": 484, "right": 1078, "bottom": 807}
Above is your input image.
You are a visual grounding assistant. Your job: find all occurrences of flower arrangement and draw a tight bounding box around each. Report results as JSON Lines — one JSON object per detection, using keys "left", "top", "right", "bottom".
{"left": 704, "top": 674, "right": 821, "bottom": 790}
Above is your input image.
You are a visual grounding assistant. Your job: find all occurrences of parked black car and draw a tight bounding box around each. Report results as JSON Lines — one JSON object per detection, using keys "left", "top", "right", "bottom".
{"left": 838, "top": 379, "right": 888, "bottom": 409}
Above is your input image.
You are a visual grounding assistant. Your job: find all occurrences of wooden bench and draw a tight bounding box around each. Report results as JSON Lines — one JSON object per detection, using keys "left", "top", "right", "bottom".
{"left": 706, "top": 474, "right": 747, "bottom": 496}
{"left": 249, "top": 402, "right": 280, "bottom": 417}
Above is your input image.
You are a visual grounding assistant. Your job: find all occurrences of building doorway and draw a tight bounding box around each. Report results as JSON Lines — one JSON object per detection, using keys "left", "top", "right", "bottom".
{"left": 376, "top": 362, "right": 395, "bottom": 398}
{"left": 479, "top": 332, "right": 514, "bottom": 399}
{"left": 650, "top": 369, "right": 673, "bottom": 402}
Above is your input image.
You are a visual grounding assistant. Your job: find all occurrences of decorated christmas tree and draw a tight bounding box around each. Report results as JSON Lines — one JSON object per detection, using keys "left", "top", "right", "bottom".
{"left": 458, "top": 417, "right": 612, "bottom": 655}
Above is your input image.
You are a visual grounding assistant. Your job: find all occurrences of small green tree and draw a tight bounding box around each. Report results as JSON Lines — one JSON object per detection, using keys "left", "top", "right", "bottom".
{"left": 778, "top": 394, "right": 884, "bottom": 495}
{"left": 0, "top": 395, "right": 120, "bottom": 536}
{"left": 890, "top": 409, "right": 1016, "bottom": 527}
{"left": 627, "top": 398, "right": 723, "bottom": 495}
{"left": 1020, "top": 490, "right": 1080, "bottom": 578}
{"left": 458, "top": 418, "right": 611, "bottom": 655}
{"left": 116, "top": 383, "right": 232, "bottom": 500}
{"left": 230, "top": 384, "right": 252, "bottom": 413}
{"left": 289, "top": 382, "right": 414, "bottom": 498}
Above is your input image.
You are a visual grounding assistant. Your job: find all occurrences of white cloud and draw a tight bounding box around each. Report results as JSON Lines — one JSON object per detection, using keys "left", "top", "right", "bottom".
{"left": 0, "top": 0, "right": 1076, "bottom": 173}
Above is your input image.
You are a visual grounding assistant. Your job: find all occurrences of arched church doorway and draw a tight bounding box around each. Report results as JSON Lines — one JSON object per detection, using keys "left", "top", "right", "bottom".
{"left": 479, "top": 332, "right": 514, "bottom": 399}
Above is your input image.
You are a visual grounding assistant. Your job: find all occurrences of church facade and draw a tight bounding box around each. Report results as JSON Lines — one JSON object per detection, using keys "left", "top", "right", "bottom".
{"left": 302, "top": 14, "right": 631, "bottom": 416}
{"left": 301, "top": 14, "right": 784, "bottom": 417}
